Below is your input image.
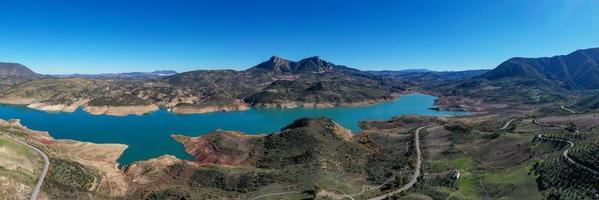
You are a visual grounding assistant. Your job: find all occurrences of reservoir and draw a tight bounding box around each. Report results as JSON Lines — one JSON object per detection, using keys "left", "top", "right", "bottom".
{"left": 0, "top": 93, "right": 464, "bottom": 164}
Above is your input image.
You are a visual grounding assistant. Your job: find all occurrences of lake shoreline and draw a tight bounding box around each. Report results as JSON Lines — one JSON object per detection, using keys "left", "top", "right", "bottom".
{"left": 0, "top": 93, "right": 409, "bottom": 116}
{"left": 0, "top": 93, "right": 466, "bottom": 165}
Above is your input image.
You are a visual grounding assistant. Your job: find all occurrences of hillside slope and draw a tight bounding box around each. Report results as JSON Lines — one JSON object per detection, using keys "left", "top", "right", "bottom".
{"left": 0, "top": 62, "right": 41, "bottom": 85}
{"left": 0, "top": 56, "right": 403, "bottom": 115}
{"left": 481, "top": 48, "right": 599, "bottom": 90}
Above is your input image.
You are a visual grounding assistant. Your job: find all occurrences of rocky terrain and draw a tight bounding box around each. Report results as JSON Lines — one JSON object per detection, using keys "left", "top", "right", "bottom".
{"left": 0, "top": 119, "right": 128, "bottom": 199}
{"left": 0, "top": 62, "right": 42, "bottom": 85}
{"left": 0, "top": 116, "right": 438, "bottom": 199}
{"left": 0, "top": 56, "right": 403, "bottom": 116}
{"left": 2, "top": 48, "right": 599, "bottom": 199}
{"left": 6, "top": 97, "right": 597, "bottom": 199}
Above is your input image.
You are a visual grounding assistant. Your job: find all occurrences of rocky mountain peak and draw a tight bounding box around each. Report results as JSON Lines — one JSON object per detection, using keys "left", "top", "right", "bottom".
{"left": 268, "top": 55, "right": 292, "bottom": 67}
{"left": 249, "top": 56, "right": 344, "bottom": 74}
{"left": 252, "top": 56, "right": 293, "bottom": 72}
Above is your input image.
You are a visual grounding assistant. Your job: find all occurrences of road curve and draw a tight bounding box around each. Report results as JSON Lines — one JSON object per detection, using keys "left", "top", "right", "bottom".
{"left": 560, "top": 105, "right": 578, "bottom": 114}
{"left": 499, "top": 119, "right": 516, "bottom": 131}
{"left": 368, "top": 126, "right": 426, "bottom": 200}
{"left": 3, "top": 134, "right": 50, "bottom": 200}
{"left": 537, "top": 134, "right": 599, "bottom": 175}
{"left": 249, "top": 191, "right": 302, "bottom": 200}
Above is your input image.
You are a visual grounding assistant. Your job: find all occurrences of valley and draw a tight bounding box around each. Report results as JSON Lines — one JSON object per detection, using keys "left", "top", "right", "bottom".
{"left": 1, "top": 48, "right": 599, "bottom": 199}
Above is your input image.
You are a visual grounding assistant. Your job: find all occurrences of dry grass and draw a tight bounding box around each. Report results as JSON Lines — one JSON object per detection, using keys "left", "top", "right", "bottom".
{"left": 422, "top": 126, "right": 452, "bottom": 160}
{"left": 537, "top": 113, "right": 599, "bottom": 131}
{"left": 462, "top": 134, "right": 533, "bottom": 169}
{"left": 0, "top": 134, "right": 43, "bottom": 200}
{"left": 50, "top": 140, "right": 129, "bottom": 197}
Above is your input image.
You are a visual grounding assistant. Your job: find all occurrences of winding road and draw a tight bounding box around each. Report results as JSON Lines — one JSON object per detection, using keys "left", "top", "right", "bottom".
{"left": 537, "top": 134, "right": 599, "bottom": 175}
{"left": 368, "top": 126, "right": 426, "bottom": 200}
{"left": 560, "top": 105, "right": 578, "bottom": 114}
{"left": 532, "top": 119, "right": 559, "bottom": 128}
{"left": 499, "top": 119, "right": 516, "bottom": 131}
{"left": 3, "top": 134, "right": 49, "bottom": 200}
{"left": 249, "top": 191, "right": 302, "bottom": 200}
{"left": 252, "top": 126, "right": 427, "bottom": 200}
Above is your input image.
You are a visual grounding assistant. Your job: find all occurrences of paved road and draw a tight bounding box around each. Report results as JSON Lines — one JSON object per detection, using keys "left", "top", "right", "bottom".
{"left": 537, "top": 134, "right": 599, "bottom": 175}
{"left": 560, "top": 105, "right": 578, "bottom": 114}
{"left": 3, "top": 134, "right": 49, "bottom": 200}
{"left": 251, "top": 126, "right": 427, "bottom": 200}
{"left": 532, "top": 119, "right": 559, "bottom": 128}
{"left": 499, "top": 119, "right": 515, "bottom": 131}
{"left": 368, "top": 126, "right": 426, "bottom": 200}
{"left": 249, "top": 191, "right": 302, "bottom": 200}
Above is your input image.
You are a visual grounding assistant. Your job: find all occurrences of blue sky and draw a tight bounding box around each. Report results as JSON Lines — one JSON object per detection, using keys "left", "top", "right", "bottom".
{"left": 1, "top": 0, "right": 598, "bottom": 74}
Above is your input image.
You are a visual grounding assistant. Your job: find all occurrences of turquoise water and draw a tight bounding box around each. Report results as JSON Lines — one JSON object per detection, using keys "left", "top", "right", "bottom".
{"left": 0, "top": 93, "right": 464, "bottom": 165}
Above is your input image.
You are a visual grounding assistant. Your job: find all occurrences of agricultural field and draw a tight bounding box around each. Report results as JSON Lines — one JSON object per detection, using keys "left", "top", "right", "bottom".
{"left": 0, "top": 134, "right": 43, "bottom": 199}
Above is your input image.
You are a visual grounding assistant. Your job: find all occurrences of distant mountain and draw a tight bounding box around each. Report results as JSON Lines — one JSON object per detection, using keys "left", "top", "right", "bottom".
{"left": 0, "top": 62, "right": 38, "bottom": 76}
{"left": 480, "top": 47, "right": 599, "bottom": 90}
{"left": 436, "top": 49, "right": 599, "bottom": 105}
{"left": 370, "top": 69, "right": 489, "bottom": 80}
{"left": 166, "top": 56, "right": 401, "bottom": 109}
{"left": 57, "top": 70, "right": 178, "bottom": 79}
{"left": 248, "top": 56, "right": 362, "bottom": 74}
{"left": 0, "top": 56, "right": 402, "bottom": 115}
{"left": 398, "top": 69, "right": 433, "bottom": 73}
{"left": 0, "top": 62, "right": 42, "bottom": 85}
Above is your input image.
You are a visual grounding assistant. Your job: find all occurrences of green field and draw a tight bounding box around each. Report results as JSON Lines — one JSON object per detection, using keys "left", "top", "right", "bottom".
{"left": 0, "top": 134, "right": 41, "bottom": 183}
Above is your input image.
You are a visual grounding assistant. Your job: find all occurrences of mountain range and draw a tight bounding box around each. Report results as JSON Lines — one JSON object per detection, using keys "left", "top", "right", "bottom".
{"left": 249, "top": 56, "right": 362, "bottom": 74}
{"left": 0, "top": 56, "right": 402, "bottom": 115}
{"left": 481, "top": 47, "right": 599, "bottom": 90}
{"left": 56, "top": 70, "right": 178, "bottom": 79}
{"left": 2, "top": 48, "right": 599, "bottom": 199}
{"left": 2, "top": 48, "right": 599, "bottom": 115}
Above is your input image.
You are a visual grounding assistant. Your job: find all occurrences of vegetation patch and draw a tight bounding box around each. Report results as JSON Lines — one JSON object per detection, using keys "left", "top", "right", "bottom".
{"left": 45, "top": 158, "right": 96, "bottom": 192}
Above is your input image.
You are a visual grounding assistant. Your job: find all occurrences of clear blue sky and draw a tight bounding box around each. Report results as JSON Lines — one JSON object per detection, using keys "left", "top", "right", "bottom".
{"left": 1, "top": 0, "right": 598, "bottom": 74}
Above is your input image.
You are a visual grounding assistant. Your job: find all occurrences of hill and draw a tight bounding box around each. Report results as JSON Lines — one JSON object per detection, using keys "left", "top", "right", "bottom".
{"left": 0, "top": 56, "right": 404, "bottom": 115}
{"left": 431, "top": 48, "right": 599, "bottom": 109}
{"left": 248, "top": 56, "right": 363, "bottom": 74}
{"left": 480, "top": 47, "right": 599, "bottom": 90}
{"left": 0, "top": 62, "right": 38, "bottom": 76}
{"left": 163, "top": 117, "right": 425, "bottom": 199}
{"left": 0, "top": 62, "right": 41, "bottom": 85}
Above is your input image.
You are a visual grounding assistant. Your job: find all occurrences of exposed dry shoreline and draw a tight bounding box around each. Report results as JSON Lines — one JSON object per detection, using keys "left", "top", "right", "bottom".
{"left": 26, "top": 100, "right": 89, "bottom": 112}
{"left": 0, "top": 92, "right": 472, "bottom": 117}
{"left": 251, "top": 93, "right": 403, "bottom": 109}
{"left": 1, "top": 93, "right": 409, "bottom": 116}
{"left": 168, "top": 103, "right": 250, "bottom": 114}
{"left": 83, "top": 104, "right": 160, "bottom": 116}
{"left": 0, "top": 119, "right": 131, "bottom": 198}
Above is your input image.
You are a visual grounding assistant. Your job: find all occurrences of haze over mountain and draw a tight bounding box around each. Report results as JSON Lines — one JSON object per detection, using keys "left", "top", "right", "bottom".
{"left": 57, "top": 70, "right": 178, "bottom": 79}
{"left": 369, "top": 69, "right": 490, "bottom": 80}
